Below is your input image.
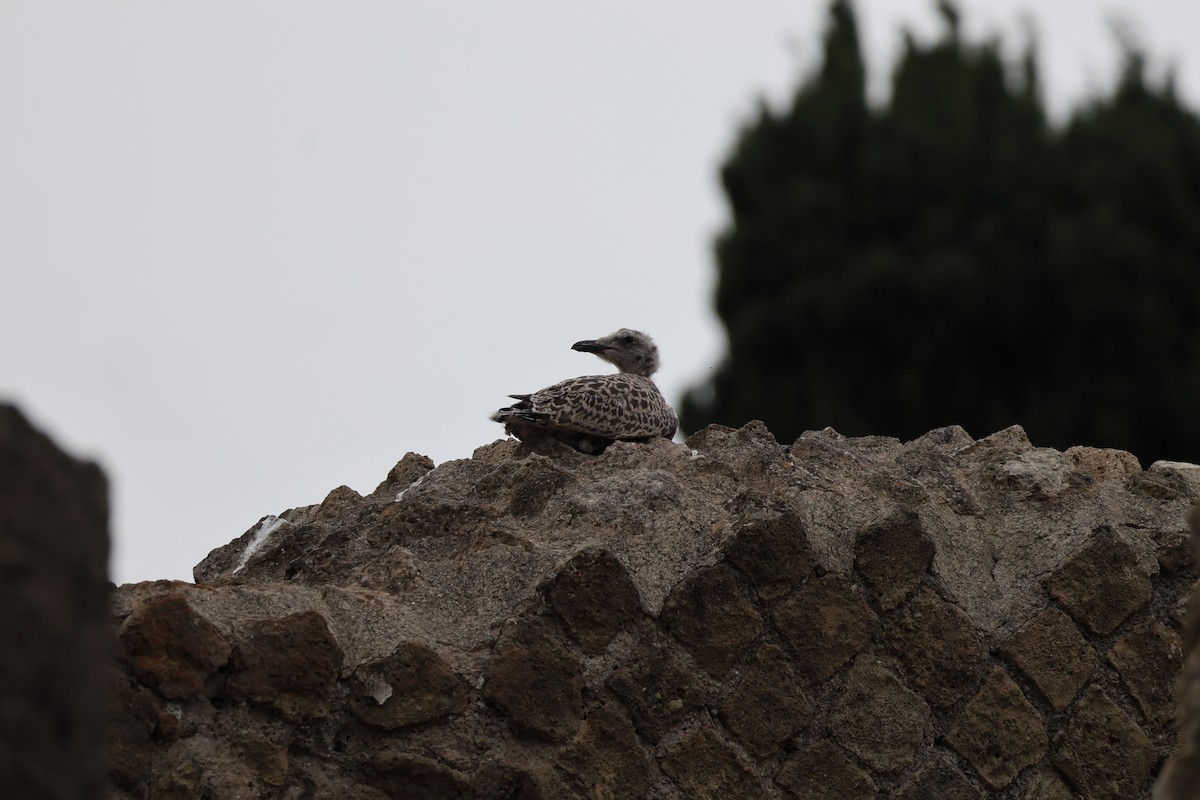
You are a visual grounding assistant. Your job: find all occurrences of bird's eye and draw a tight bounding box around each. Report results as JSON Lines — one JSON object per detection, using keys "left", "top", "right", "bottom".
{"left": 621, "top": 335, "right": 635, "bottom": 345}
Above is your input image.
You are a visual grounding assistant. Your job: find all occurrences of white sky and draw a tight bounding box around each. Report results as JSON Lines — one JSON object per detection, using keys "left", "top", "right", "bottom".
{"left": 3, "top": 1, "right": 1199, "bottom": 585}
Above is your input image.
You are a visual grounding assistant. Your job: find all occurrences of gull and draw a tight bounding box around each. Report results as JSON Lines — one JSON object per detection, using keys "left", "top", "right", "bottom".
{"left": 491, "top": 328, "right": 678, "bottom": 454}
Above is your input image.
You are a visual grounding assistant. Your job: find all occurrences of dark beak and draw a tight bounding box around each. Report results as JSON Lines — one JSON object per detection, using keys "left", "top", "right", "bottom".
{"left": 572, "top": 339, "right": 613, "bottom": 354}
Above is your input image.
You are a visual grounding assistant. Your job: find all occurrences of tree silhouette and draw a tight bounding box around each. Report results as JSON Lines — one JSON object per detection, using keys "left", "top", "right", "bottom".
{"left": 682, "top": 0, "right": 1200, "bottom": 465}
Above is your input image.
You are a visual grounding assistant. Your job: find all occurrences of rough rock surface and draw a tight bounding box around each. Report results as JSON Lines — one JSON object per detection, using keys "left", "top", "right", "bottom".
{"left": 1155, "top": 504, "right": 1200, "bottom": 799}
{"left": 106, "top": 422, "right": 1200, "bottom": 799}
{"left": 1, "top": 404, "right": 111, "bottom": 799}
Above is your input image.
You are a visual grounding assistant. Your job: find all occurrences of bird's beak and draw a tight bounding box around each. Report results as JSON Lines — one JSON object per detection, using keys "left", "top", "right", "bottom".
{"left": 572, "top": 339, "right": 614, "bottom": 354}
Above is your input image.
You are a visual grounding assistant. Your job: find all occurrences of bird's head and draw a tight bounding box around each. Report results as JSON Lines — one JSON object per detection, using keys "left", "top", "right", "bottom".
{"left": 571, "top": 328, "right": 661, "bottom": 377}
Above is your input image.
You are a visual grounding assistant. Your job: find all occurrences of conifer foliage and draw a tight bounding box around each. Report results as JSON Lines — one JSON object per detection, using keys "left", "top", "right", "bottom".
{"left": 681, "top": 0, "right": 1200, "bottom": 464}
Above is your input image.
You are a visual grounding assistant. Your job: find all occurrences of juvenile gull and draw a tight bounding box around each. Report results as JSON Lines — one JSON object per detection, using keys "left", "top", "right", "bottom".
{"left": 490, "top": 328, "right": 678, "bottom": 454}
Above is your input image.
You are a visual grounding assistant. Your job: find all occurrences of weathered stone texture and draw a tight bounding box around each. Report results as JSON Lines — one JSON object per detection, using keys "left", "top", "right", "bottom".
{"left": 946, "top": 667, "right": 1047, "bottom": 789}
{"left": 514, "top": 761, "right": 577, "bottom": 800}
{"left": 661, "top": 563, "right": 763, "bottom": 678}
{"left": 1054, "top": 685, "right": 1157, "bottom": 800}
{"left": 719, "top": 643, "right": 813, "bottom": 759}
{"left": 554, "top": 707, "right": 651, "bottom": 799}
{"left": 606, "top": 627, "right": 713, "bottom": 744}
{"left": 1021, "top": 768, "right": 1076, "bottom": 800}
{"left": 541, "top": 548, "right": 641, "bottom": 655}
{"left": 1046, "top": 527, "right": 1153, "bottom": 634}
{"left": 1107, "top": 618, "right": 1183, "bottom": 730}
{"left": 108, "top": 674, "right": 162, "bottom": 793}
{"left": 229, "top": 732, "right": 288, "bottom": 787}
{"left": 370, "top": 750, "right": 472, "bottom": 800}
{"left": 225, "top": 611, "right": 343, "bottom": 721}
{"left": 998, "top": 607, "right": 1095, "bottom": 711}
{"left": 482, "top": 619, "right": 583, "bottom": 742}
{"left": 828, "top": 658, "right": 931, "bottom": 774}
{"left": 774, "top": 739, "right": 876, "bottom": 800}
{"left": 118, "top": 592, "right": 231, "bottom": 700}
{"left": 659, "top": 725, "right": 764, "bottom": 799}
{"left": 151, "top": 732, "right": 293, "bottom": 800}
{"left": 854, "top": 511, "right": 934, "bottom": 609}
{"left": 895, "top": 755, "right": 984, "bottom": 800}
{"left": 96, "top": 421, "right": 1197, "bottom": 800}
{"left": 348, "top": 642, "right": 467, "bottom": 729}
{"left": 774, "top": 574, "right": 879, "bottom": 682}
{"left": 1157, "top": 506, "right": 1200, "bottom": 800}
{"left": 889, "top": 587, "right": 982, "bottom": 707}
{"left": 723, "top": 506, "right": 819, "bottom": 602}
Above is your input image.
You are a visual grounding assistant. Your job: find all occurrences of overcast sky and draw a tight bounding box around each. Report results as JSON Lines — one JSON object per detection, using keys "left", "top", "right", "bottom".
{"left": 4, "top": 1, "right": 1199, "bottom": 585}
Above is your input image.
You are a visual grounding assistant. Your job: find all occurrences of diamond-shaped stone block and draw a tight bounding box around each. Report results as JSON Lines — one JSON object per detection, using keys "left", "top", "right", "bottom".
{"left": 482, "top": 619, "right": 583, "bottom": 742}
{"left": 1046, "top": 528, "right": 1152, "bottom": 635}
{"left": 896, "top": 755, "right": 984, "bottom": 800}
{"left": 554, "top": 707, "right": 650, "bottom": 799}
{"left": 541, "top": 548, "right": 641, "bottom": 655}
{"left": 719, "top": 644, "right": 813, "bottom": 759}
{"left": 828, "top": 658, "right": 931, "bottom": 774}
{"left": 606, "top": 626, "right": 713, "bottom": 744}
{"left": 348, "top": 642, "right": 467, "bottom": 730}
{"left": 1107, "top": 618, "right": 1184, "bottom": 729}
{"left": 1052, "top": 685, "right": 1156, "bottom": 800}
{"left": 661, "top": 565, "right": 763, "bottom": 679}
{"left": 998, "top": 607, "right": 1094, "bottom": 711}
{"left": 945, "top": 667, "right": 1047, "bottom": 789}
{"left": 774, "top": 575, "right": 879, "bottom": 682}
{"left": 659, "top": 725, "right": 763, "bottom": 799}
{"left": 774, "top": 739, "right": 876, "bottom": 800}
{"left": 854, "top": 511, "right": 934, "bottom": 609}
{"left": 889, "top": 587, "right": 982, "bottom": 707}
{"left": 723, "top": 508, "right": 818, "bottom": 603}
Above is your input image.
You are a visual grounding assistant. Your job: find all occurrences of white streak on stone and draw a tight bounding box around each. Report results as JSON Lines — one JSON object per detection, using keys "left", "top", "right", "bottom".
{"left": 233, "top": 515, "right": 286, "bottom": 574}
{"left": 394, "top": 473, "right": 428, "bottom": 502}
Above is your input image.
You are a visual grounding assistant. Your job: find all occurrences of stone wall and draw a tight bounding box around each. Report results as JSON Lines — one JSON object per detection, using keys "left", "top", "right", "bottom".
{"left": 108, "top": 422, "right": 1200, "bottom": 799}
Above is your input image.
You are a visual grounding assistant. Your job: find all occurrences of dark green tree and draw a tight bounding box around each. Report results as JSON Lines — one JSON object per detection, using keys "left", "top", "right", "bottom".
{"left": 681, "top": 0, "right": 1200, "bottom": 465}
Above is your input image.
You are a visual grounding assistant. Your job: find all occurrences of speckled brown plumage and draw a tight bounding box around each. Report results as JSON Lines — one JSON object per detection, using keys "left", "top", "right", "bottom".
{"left": 490, "top": 329, "right": 678, "bottom": 454}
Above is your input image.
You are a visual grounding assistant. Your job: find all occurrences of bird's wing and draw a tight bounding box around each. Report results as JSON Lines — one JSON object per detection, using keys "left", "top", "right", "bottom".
{"left": 526, "top": 374, "right": 676, "bottom": 440}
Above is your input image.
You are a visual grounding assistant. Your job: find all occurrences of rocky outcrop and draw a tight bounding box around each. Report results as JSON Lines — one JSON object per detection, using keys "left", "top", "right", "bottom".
{"left": 1, "top": 404, "right": 111, "bottom": 799}
{"left": 109, "top": 422, "right": 1199, "bottom": 799}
